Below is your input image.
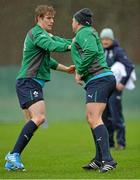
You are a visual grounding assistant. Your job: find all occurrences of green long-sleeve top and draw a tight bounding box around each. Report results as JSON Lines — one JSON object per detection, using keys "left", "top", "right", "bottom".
{"left": 17, "top": 24, "right": 71, "bottom": 81}
{"left": 71, "top": 26, "right": 111, "bottom": 83}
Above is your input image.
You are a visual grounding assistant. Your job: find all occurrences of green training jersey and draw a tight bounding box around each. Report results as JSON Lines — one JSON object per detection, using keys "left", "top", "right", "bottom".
{"left": 17, "top": 24, "right": 71, "bottom": 81}
{"left": 71, "top": 26, "right": 111, "bottom": 83}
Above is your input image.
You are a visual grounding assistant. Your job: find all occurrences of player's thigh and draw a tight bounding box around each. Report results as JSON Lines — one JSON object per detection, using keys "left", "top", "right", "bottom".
{"left": 16, "top": 78, "right": 44, "bottom": 110}
{"left": 86, "top": 102, "right": 106, "bottom": 128}
{"left": 86, "top": 102, "right": 106, "bottom": 120}
{"left": 85, "top": 76, "right": 116, "bottom": 127}
{"left": 22, "top": 109, "right": 32, "bottom": 122}
{"left": 85, "top": 75, "right": 116, "bottom": 104}
{"left": 28, "top": 100, "right": 46, "bottom": 125}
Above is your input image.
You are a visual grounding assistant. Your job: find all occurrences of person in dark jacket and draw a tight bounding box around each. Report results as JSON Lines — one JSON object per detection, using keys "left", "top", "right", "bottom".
{"left": 100, "top": 28, "right": 134, "bottom": 149}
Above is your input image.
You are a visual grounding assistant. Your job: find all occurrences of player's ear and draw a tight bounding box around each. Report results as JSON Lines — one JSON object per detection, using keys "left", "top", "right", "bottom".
{"left": 35, "top": 15, "right": 40, "bottom": 23}
{"left": 35, "top": 15, "right": 44, "bottom": 23}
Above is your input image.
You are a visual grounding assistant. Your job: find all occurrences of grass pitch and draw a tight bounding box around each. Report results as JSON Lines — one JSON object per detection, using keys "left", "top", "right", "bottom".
{"left": 0, "top": 120, "right": 140, "bottom": 179}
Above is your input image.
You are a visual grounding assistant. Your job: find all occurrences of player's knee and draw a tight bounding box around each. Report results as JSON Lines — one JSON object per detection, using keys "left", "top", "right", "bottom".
{"left": 86, "top": 112, "right": 94, "bottom": 126}
{"left": 86, "top": 112, "right": 102, "bottom": 128}
{"left": 33, "top": 114, "right": 45, "bottom": 126}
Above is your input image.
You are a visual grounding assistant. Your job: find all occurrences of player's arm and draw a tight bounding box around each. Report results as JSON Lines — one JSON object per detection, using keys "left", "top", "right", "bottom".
{"left": 52, "top": 35, "right": 72, "bottom": 45}
{"left": 76, "top": 32, "right": 98, "bottom": 77}
{"left": 50, "top": 57, "right": 75, "bottom": 74}
{"left": 34, "top": 32, "right": 71, "bottom": 52}
{"left": 48, "top": 32, "right": 72, "bottom": 45}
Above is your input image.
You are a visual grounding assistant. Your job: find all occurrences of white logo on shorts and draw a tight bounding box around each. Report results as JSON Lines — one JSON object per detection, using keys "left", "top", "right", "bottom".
{"left": 88, "top": 94, "right": 93, "bottom": 98}
{"left": 33, "top": 91, "right": 39, "bottom": 97}
{"left": 97, "top": 137, "right": 102, "bottom": 141}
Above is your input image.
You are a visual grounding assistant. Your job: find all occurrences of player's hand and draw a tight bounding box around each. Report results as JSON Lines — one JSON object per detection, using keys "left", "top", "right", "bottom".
{"left": 66, "top": 65, "right": 75, "bottom": 74}
{"left": 75, "top": 73, "right": 83, "bottom": 86}
{"left": 116, "top": 83, "right": 125, "bottom": 91}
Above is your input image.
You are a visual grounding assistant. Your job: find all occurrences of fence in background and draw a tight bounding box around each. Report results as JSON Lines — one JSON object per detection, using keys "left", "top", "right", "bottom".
{"left": 0, "top": 66, "right": 139, "bottom": 122}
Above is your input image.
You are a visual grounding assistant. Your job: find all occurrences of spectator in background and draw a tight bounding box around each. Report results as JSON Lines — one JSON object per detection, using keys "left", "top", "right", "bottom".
{"left": 100, "top": 28, "right": 135, "bottom": 150}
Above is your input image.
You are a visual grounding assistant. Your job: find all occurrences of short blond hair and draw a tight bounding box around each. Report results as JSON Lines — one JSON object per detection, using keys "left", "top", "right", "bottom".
{"left": 35, "top": 5, "right": 55, "bottom": 22}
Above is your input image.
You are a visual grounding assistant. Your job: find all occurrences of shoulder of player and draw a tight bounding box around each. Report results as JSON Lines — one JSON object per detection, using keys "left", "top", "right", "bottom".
{"left": 31, "top": 25, "right": 51, "bottom": 39}
{"left": 76, "top": 26, "right": 94, "bottom": 41}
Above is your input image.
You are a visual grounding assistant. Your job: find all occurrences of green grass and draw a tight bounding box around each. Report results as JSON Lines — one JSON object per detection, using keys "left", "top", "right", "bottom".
{"left": 0, "top": 120, "right": 140, "bottom": 179}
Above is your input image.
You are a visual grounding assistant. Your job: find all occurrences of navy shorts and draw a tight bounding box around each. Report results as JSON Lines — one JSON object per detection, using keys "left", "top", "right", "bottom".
{"left": 84, "top": 75, "right": 116, "bottom": 104}
{"left": 16, "top": 78, "right": 44, "bottom": 109}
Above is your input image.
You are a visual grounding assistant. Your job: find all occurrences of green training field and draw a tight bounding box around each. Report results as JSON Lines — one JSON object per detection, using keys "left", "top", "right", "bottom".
{"left": 0, "top": 120, "right": 140, "bottom": 179}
